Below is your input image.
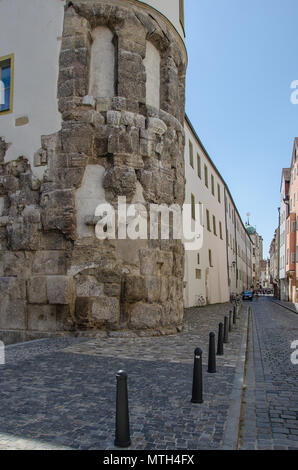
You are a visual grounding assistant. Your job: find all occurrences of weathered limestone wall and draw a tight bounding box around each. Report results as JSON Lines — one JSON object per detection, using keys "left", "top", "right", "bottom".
{"left": 0, "top": 0, "right": 187, "bottom": 341}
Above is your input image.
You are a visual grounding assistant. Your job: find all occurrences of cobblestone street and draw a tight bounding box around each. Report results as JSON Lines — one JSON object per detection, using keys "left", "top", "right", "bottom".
{"left": 0, "top": 302, "right": 247, "bottom": 450}
{"left": 239, "top": 297, "right": 298, "bottom": 450}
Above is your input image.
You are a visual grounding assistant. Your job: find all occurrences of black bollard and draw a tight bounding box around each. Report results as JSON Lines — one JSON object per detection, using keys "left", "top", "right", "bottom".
{"left": 223, "top": 315, "right": 229, "bottom": 344}
{"left": 191, "top": 348, "right": 203, "bottom": 404}
{"left": 233, "top": 306, "right": 236, "bottom": 325}
{"left": 114, "top": 370, "right": 131, "bottom": 448}
{"left": 229, "top": 310, "right": 233, "bottom": 332}
{"left": 208, "top": 332, "right": 216, "bottom": 373}
{"left": 217, "top": 322, "right": 224, "bottom": 356}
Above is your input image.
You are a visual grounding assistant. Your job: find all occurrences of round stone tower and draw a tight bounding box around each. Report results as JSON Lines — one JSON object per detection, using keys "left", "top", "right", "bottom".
{"left": 0, "top": 0, "right": 187, "bottom": 339}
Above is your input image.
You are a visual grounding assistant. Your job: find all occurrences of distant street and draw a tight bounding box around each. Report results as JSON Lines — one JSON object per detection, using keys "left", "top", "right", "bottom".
{"left": 239, "top": 297, "right": 298, "bottom": 450}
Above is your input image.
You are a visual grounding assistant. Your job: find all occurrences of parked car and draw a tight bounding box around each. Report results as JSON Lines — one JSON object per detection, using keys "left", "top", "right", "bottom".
{"left": 242, "top": 290, "right": 253, "bottom": 301}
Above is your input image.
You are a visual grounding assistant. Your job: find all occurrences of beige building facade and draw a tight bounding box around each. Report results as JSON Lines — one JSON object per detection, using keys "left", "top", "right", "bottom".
{"left": 183, "top": 118, "right": 253, "bottom": 307}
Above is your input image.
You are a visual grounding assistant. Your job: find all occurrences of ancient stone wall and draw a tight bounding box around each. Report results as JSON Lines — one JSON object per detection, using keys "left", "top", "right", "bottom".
{"left": 0, "top": 0, "right": 187, "bottom": 341}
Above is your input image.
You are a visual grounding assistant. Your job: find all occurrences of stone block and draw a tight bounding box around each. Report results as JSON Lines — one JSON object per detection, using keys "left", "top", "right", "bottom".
{"left": 0, "top": 299, "right": 26, "bottom": 330}
{"left": 147, "top": 117, "right": 167, "bottom": 135}
{"left": 47, "top": 276, "right": 75, "bottom": 305}
{"left": 107, "top": 110, "right": 121, "bottom": 126}
{"left": 7, "top": 221, "right": 40, "bottom": 251}
{"left": 27, "top": 305, "right": 57, "bottom": 332}
{"left": 91, "top": 297, "right": 120, "bottom": 325}
{"left": 146, "top": 276, "right": 161, "bottom": 303}
{"left": 139, "top": 249, "right": 157, "bottom": 276}
{"left": 0, "top": 277, "right": 26, "bottom": 300}
{"left": 76, "top": 275, "right": 103, "bottom": 297}
{"left": 125, "top": 275, "right": 146, "bottom": 302}
{"left": 129, "top": 302, "right": 162, "bottom": 329}
{"left": 33, "top": 251, "right": 66, "bottom": 275}
{"left": 103, "top": 283, "right": 121, "bottom": 297}
{"left": 27, "top": 277, "right": 47, "bottom": 304}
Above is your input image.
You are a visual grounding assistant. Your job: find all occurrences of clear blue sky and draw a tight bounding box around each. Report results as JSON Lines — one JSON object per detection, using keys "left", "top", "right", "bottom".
{"left": 185, "top": 0, "right": 298, "bottom": 257}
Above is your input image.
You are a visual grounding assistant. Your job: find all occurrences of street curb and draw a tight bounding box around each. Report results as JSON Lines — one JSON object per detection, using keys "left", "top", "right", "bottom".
{"left": 221, "top": 306, "right": 249, "bottom": 450}
{"left": 270, "top": 299, "right": 298, "bottom": 315}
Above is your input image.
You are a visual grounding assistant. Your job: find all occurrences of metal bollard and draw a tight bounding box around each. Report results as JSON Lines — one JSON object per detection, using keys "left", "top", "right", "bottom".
{"left": 229, "top": 310, "right": 233, "bottom": 332}
{"left": 191, "top": 348, "right": 203, "bottom": 404}
{"left": 114, "top": 370, "right": 131, "bottom": 448}
{"left": 217, "top": 322, "right": 224, "bottom": 356}
{"left": 233, "top": 306, "right": 236, "bottom": 325}
{"left": 223, "top": 315, "right": 229, "bottom": 344}
{"left": 208, "top": 332, "right": 216, "bottom": 373}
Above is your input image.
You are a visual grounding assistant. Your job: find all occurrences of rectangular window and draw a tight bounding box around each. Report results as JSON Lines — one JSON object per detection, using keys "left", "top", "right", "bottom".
{"left": 204, "top": 164, "right": 208, "bottom": 188}
{"left": 206, "top": 209, "right": 211, "bottom": 231}
{"left": 196, "top": 269, "right": 201, "bottom": 279}
{"left": 0, "top": 54, "right": 14, "bottom": 114}
{"left": 189, "top": 140, "right": 194, "bottom": 168}
{"left": 213, "top": 215, "right": 217, "bottom": 236}
{"left": 287, "top": 248, "right": 289, "bottom": 265}
{"left": 191, "top": 193, "right": 196, "bottom": 220}
{"left": 291, "top": 252, "right": 295, "bottom": 264}
{"left": 292, "top": 220, "right": 296, "bottom": 232}
{"left": 197, "top": 154, "right": 201, "bottom": 178}
{"left": 217, "top": 184, "right": 221, "bottom": 203}
{"left": 199, "top": 201, "right": 203, "bottom": 225}
{"left": 197, "top": 253, "right": 200, "bottom": 265}
{"left": 209, "top": 249, "right": 212, "bottom": 267}
{"left": 211, "top": 175, "right": 215, "bottom": 195}
{"left": 219, "top": 221, "right": 223, "bottom": 239}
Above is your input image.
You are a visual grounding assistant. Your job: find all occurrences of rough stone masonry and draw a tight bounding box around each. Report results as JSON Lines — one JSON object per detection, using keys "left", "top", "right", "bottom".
{"left": 0, "top": 0, "right": 187, "bottom": 342}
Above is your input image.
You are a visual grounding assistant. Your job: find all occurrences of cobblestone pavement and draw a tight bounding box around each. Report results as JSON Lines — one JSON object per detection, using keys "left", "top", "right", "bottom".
{"left": 0, "top": 302, "right": 248, "bottom": 450}
{"left": 239, "top": 297, "right": 298, "bottom": 450}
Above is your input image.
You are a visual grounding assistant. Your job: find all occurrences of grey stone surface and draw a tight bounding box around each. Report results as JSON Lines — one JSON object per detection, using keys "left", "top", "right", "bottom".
{"left": 238, "top": 298, "right": 298, "bottom": 450}
{"left": 0, "top": 302, "right": 247, "bottom": 450}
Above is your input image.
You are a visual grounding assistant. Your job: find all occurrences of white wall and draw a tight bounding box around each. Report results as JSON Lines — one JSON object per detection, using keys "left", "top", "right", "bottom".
{"left": 89, "top": 26, "right": 115, "bottom": 98}
{"left": 137, "top": 0, "right": 185, "bottom": 41}
{"left": 0, "top": 0, "right": 65, "bottom": 178}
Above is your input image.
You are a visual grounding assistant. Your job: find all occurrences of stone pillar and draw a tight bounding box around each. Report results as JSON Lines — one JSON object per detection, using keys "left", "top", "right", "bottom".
{"left": 0, "top": 0, "right": 187, "bottom": 339}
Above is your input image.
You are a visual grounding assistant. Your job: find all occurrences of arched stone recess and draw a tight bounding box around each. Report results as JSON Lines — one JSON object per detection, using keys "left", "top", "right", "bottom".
{"left": 89, "top": 26, "right": 116, "bottom": 99}
{"left": 144, "top": 41, "right": 160, "bottom": 109}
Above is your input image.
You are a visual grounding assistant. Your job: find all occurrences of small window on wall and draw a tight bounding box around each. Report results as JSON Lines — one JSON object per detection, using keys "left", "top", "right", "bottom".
{"left": 197, "top": 154, "right": 201, "bottom": 178}
{"left": 189, "top": 140, "right": 194, "bottom": 168}
{"left": 0, "top": 54, "right": 14, "bottom": 114}
{"left": 219, "top": 221, "right": 223, "bottom": 239}
{"left": 213, "top": 215, "right": 217, "bottom": 236}
{"left": 217, "top": 184, "right": 221, "bottom": 203}
{"left": 211, "top": 175, "right": 215, "bottom": 196}
{"left": 208, "top": 249, "right": 213, "bottom": 267}
{"left": 204, "top": 164, "right": 208, "bottom": 188}
{"left": 206, "top": 209, "right": 211, "bottom": 231}
{"left": 191, "top": 193, "right": 196, "bottom": 220}
{"left": 196, "top": 269, "right": 201, "bottom": 280}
